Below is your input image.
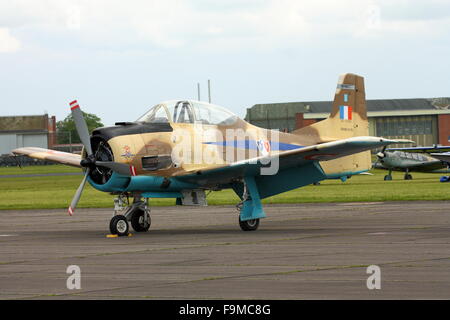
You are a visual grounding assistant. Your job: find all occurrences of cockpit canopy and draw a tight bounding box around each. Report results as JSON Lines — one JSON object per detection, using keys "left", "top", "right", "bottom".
{"left": 137, "top": 100, "right": 239, "bottom": 126}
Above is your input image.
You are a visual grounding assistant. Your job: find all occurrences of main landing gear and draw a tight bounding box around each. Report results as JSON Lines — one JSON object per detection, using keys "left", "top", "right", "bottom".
{"left": 404, "top": 169, "right": 413, "bottom": 180}
{"left": 238, "top": 216, "right": 260, "bottom": 231}
{"left": 109, "top": 195, "right": 151, "bottom": 236}
{"left": 235, "top": 178, "right": 263, "bottom": 232}
{"left": 384, "top": 169, "right": 393, "bottom": 181}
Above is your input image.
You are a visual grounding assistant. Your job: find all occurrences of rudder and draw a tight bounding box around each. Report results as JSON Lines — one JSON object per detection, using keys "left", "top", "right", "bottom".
{"left": 292, "top": 73, "right": 369, "bottom": 142}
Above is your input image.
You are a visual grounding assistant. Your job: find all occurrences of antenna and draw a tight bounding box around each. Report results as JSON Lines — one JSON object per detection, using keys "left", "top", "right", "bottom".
{"left": 208, "top": 79, "right": 211, "bottom": 103}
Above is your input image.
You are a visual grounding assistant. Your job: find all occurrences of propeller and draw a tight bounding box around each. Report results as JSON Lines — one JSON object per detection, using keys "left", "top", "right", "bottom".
{"left": 70, "top": 100, "right": 93, "bottom": 156}
{"left": 68, "top": 168, "right": 90, "bottom": 216}
{"left": 67, "top": 100, "right": 137, "bottom": 216}
{"left": 372, "top": 146, "right": 387, "bottom": 168}
{"left": 376, "top": 146, "right": 387, "bottom": 160}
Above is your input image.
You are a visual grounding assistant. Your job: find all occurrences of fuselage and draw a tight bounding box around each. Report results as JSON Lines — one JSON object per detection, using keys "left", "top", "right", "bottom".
{"left": 378, "top": 151, "right": 448, "bottom": 172}
{"left": 84, "top": 100, "right": 369, "bottom": 194}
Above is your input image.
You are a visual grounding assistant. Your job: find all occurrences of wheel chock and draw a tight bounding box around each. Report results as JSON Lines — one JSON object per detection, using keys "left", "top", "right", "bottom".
{"left": 106, "top": 233, "right": 133, "bottom": 238}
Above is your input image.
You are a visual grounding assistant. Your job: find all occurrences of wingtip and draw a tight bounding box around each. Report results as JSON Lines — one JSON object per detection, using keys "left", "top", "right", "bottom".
{"left": 381, "top": 138, "right": 415, "bottom": 144}
{"left": 394, "top": 139, "right": 415, "bottom": 144}
{"left": 68, "top": 207, "right": 74, "bottom": 216}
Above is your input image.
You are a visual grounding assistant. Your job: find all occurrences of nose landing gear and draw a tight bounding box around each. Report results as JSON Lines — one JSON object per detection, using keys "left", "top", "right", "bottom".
{"left": 109, "top": 195, "right": 151, "bottom": 236}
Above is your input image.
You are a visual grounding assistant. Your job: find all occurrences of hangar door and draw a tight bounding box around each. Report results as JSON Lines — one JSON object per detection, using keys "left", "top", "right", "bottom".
{"left": 0, "top": 134, "right": 17, "bottom": 155}
{"left": 0, "top": 133, "right": 47, "bottom": 155}
{"left": 17, "top": 134, "right": 48, "bottom": 149}
{"left": 375, "top": 116, "right": 437, "bottom": 147}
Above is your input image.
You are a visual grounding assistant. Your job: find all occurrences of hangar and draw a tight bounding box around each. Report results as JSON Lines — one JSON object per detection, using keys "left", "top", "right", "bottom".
{"left": 245, "top": 97, "right": 450, "bottom": 147}
{"left": 0, "top": 114, "right": 56, "bottom": 155}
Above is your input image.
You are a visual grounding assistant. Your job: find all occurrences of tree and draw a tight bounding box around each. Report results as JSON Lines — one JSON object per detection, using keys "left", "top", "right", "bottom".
{"left": 56, "top": 112, "right": 104, "bottom": 144}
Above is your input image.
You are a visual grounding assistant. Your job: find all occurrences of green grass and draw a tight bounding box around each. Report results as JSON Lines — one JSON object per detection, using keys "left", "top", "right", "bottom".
{"left": 0, "top": 166, "right": 449, "bottom": 210}
{"left": 0, "top": 165, "right": 79, "bottom": 175}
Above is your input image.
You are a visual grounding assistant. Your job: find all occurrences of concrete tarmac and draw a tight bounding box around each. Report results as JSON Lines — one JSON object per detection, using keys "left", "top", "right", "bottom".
{"left": 0, "top": 201, "right": 449, "bottom": 299}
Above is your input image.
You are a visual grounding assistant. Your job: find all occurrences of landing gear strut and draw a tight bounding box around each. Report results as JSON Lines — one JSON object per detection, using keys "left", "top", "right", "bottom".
{"left": 236, "top": 179, "right": 262, "bottom": 231}
{"left": 109, "top": 195, "right": 151, "bottom": 236}
{"left": 404, "top": 169, "right": 413, "bottom": 180}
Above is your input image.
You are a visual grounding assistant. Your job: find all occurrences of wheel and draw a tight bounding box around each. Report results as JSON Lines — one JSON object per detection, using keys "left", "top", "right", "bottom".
{"left": 384, "top": 175, "right": 392, "bottom": 181}
{"left": 110, "top": 215, "right": 129, "bottom": 236}
{"left": 239, "top": 217, "right": 260, "bottom": 231}
{"left": 131, "top": 208, "right": 151, "bottom": 232}
{"left": 404, "top": 174, "right": 413, "bottom": 180}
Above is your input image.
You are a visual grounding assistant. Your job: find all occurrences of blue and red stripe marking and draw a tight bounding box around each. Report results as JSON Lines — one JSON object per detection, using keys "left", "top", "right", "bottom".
{"left": 203, "top": 140, "right": 304, "bottom": 151}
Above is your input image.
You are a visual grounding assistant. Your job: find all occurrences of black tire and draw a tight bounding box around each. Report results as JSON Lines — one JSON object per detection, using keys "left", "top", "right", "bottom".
{"left": 384, "top": 175, "right": 392, "bottom": 181}
{"left": 110, "top": 215, "right": 129, "bottom": 236}
{"left": 404, "top": 174, "right": 413, "bottom": 180}
{"left": 239, "top": 217, "right": 260, "bottom": 231}
{"left": 130, "top": 209, "right": 151, "bottom": 232}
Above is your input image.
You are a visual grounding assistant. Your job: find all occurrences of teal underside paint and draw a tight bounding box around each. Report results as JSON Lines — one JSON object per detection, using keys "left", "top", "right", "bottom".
{"left": 238, "top": 162, "right": 327, "bottom": 221}
{"left": 325, "top": 170, "right": 369, "bottom": 181}
{"left": 254, "top": 162, "right": 327, "bottom": 199}
{"left": 141, "top": 192, "right": 182, "bottom": 198}
{"left": 88, "top": 172, "right": 198, "bottom": 194}
{"left": 124, "top": 175, "right": 197, "bottom": 192}
{"left": 88, "top": 173, "right": 130, "bottom": 192}
{"left": 240, "top": 176, "right": 266, "bottom": 222}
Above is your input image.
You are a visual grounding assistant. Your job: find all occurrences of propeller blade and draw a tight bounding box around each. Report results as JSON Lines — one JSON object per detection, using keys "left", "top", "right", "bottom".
{"left": 70, "top": 100, "right": 93, "bottom": 156}
{"left": 376, "top": 152, "right": 385, "bottom": 159}
{"left": 376, "top": 146, "right": 388, "bottom": 159}
{"left": 96, "top": 161, "right": 137, "bottom": 176}
{"left": 68, "top": 168, "right": 90, "bottom": 216}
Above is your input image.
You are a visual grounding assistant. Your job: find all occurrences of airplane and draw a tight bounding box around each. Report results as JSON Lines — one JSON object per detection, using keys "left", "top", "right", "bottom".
{"left": 373, "top": 147, "right": 450, "bottom": 180}
{"left": 12, "top": 73, "right": 411, "bottom": 236}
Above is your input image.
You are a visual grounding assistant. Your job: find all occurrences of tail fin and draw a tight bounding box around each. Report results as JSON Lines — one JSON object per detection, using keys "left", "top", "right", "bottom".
{"left": 292, "top": 73, "right": 368, "bottom": 142}
{"left": 292, "top": 73, "right": 371, "bottom": 176}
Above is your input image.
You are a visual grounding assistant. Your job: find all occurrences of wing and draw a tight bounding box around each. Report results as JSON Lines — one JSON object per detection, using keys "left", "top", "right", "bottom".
{"left": 12, "top": 147, "right": 82, "bottom": 167}
{"left": 387, "top": 146, "right": 450, "bottom": 154}
{"left": 176, "top": 136, "right": 412, "bottom": 185}
{"left": 229, "top": 136, "right": 412, "bottom": 169}
{"left": 430, "top": 152, "right": 450, "bottom": 163}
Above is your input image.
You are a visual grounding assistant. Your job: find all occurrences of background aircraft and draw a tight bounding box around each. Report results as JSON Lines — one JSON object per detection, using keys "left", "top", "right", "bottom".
{"left": 374, "top": 146, "right": 450, "bottom": 180}
{"left": 12, "top": 73, "right": 410, "bottom": 236}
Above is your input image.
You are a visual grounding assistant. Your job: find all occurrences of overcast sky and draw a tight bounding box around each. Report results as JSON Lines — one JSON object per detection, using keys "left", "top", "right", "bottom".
{"left": 1, "top": 0, "right": 449, "bottom": 125}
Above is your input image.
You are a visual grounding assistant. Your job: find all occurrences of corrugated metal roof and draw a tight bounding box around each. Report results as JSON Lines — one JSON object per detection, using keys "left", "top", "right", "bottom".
{"left": 246, "top": 97, "right": 450, "bottom": 120}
